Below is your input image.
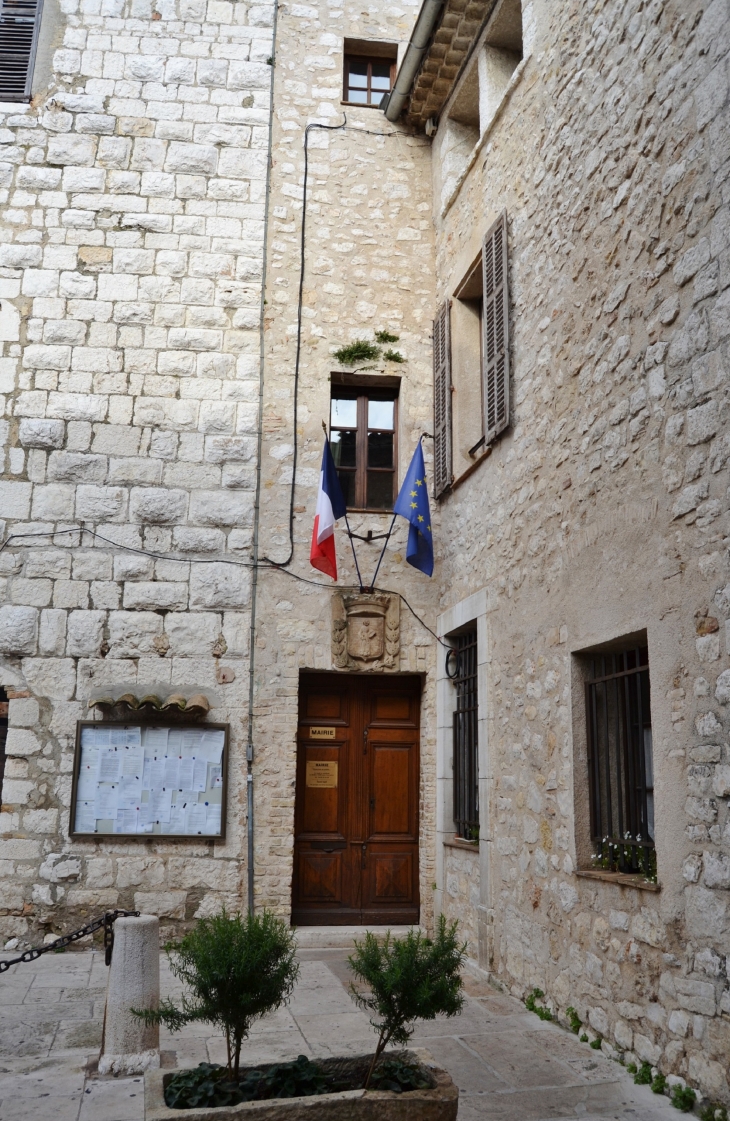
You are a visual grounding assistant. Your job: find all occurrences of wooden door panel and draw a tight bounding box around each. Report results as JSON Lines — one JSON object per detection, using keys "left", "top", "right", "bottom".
{"left": 293, "top": 673, "right": 420, "bottom": 925}
{"left": 370, "top": 742, "right": 414, "bottom": 837}
{"left": 297, "top": 851, "right": 342, "bottom": 902}
{"left": 300, "top": 744, "right": 344, "bottom": 835}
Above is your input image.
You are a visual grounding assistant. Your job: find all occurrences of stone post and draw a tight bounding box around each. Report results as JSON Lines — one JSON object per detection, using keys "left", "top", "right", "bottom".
{"left": 98, "top": 914, "right": 161, "bottom": 1076}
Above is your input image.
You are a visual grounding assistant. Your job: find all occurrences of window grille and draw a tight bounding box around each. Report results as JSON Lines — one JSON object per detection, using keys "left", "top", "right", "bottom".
{"left": 586, "top": 645, "right": 655, "bottom": 877}
{"left": 452, "top": 627, "right": 479, "bottom": 840}
{"left": 0, "top": 0, "right": 43, "bottom": 103}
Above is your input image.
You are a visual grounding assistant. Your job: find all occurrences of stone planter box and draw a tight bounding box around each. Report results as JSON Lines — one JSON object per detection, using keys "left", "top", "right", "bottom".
{"left": 145, "top": 1050, "right": 457, "bottom": 1121}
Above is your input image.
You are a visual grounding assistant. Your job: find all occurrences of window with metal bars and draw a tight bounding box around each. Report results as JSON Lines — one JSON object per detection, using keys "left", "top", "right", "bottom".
{"left": 586, "top": 645, "right": 656, "bottom": 879}
{"left": 0, "top": 0, "right": 43, "bottom": 102}
{"left": 452, "top": 627, "right": 479, "bottom": 841}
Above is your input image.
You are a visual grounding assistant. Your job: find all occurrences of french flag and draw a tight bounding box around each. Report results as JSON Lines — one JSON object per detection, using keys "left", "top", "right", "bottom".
{"left": 310, "top": 436, "right": 347, "bottom": 580}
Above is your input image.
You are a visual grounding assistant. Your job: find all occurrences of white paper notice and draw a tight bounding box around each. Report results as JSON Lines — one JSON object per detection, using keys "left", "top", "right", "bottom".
{"left": 110, "top": 726, "right": 130, "bottom": 747}
{"left": 125, "top": 726, "right": 142, "bottom": 747}
{"left": 163, "top": 755, "right": 181, "bottom": 788}
{"left": 193, "top": 758, "right": 208, "bottom": 792}
{"left": 119, "top": 777, "right": 143, "bottom": 809}
{"left": 148, "top": 786, "right": 172, "bottom": 823}
{"left": 206, "top": 804, "right": 222, "bottom": 834}
{"left": 120, "top": 745, "right": 144, "bottom": 779}
{"left": 186, "top": 803, "right": 207, "bottom": 834}
{"left": 77, "top": 770, "right": 98, "bottom": 801}
{"left": 85, "top": 726, "right": 110, "bottom": 748}
{"left": 95, "top": 784, "right": 119, "bottom": 820}
{"left": 148, "top": 758, "right": 165, "bottom": 791}
{"left": 210, "top": 766, "right": 222, "bottom": 789}
{"left": 182, "top": 730, "right": 202, "bottom": 753}
{"left": 178, "top": 757, "right": 195, "bottom": 792}
{"left": 97, "top": 746, "right": 121, "bottom": 783}
{"left": 167, "top": 729, "right": 184, "bottom": 753}
{"left": 144, "top": 727, "right": 169, "bottom": 752}
{"left": 75, "top": 801, "right": 96, "bottom": 833}
{"left": 114, "top": 808, "right": 138, "bottom": 833}
{"left": 164, "top": 803, "right": 187, "bottom": 834}
{"left": 200, "top": 732, "right": 224, "bottom": 764}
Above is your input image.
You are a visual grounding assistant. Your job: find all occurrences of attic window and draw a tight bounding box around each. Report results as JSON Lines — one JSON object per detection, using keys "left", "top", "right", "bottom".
{"left": 343, "top": 38, "right": 397, "bottom": 108}
{"left": 0, "top": 0, "right": 44, "bottom": 102}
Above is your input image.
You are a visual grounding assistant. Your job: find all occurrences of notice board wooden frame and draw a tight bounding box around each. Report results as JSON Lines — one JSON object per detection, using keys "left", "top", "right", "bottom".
{"left": 69, "top": 720, "right": 229, "bottom": 841}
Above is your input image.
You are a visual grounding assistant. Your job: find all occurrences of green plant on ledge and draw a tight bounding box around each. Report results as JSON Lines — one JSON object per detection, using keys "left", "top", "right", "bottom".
{"left": 333, "top": 331, "right": 405, "bottom": 367}
{"left": 565, "top": 1006, "right": 582, "bottom": 1034}
{"left": 333, "top": 339, "right": 380, "bottom": 365}
{"left": 700, "top": 1103, "right": 729, "bottom": 1121}
{"left": 651, "top": 1072, "right": 667, "bottom": 1095}
{"left": 525, "top": 988, "right": 553, "bottom": 1021}
{"left": 591, "top": 835, "right": 658, "bottom": 883}
{"left": 672, "top": 1085, "right": 697, "bottom": 1112}
{"left": 634, "top": 1061, "right": 652, "bottom": 1085}
{"left": 589, "top": 1036, "right": 602, "bottom": 1050}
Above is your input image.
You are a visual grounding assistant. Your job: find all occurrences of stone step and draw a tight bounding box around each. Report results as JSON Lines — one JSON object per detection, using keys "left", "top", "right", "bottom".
{"left": 293, "top": 925, "right": 426, "bottom": 949}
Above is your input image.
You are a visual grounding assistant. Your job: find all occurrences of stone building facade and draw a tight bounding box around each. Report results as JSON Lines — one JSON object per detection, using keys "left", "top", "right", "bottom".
{"left": 1, "top": 0, "right": 730, "bottom": 1104}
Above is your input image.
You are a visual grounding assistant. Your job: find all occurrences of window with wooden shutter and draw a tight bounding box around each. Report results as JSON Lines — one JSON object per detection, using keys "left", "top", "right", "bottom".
{"left": 482, "top": 211, "right": 510, "bottom": 444}
{"left": 0, "top": 0, "right": 43, "bottom": 103}
{"left": 433, "top": 300, "right": 452, "bottom": 498}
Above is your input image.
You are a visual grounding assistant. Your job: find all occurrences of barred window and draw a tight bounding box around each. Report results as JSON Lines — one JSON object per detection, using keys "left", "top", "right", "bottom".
{"left": 586, "top": 645, "right": 655, "bottom": 879}
{"left": 451, "top": 627, "right": 479, "bottom": 841}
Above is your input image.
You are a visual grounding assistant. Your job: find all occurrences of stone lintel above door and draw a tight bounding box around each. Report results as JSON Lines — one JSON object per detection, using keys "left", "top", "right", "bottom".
{"left": 331, "top": 591, "right": 400, "bottom": 672}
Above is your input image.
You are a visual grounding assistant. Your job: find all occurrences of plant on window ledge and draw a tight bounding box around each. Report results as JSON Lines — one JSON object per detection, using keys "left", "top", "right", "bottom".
{"left": 333, "top": 332, "right": 405, "bottom": 366}
{"left": 590, "top": 835, "right": 657, "bottom": 883}
{"left": 333, "top": 339, "right": 380, "bottom": 365}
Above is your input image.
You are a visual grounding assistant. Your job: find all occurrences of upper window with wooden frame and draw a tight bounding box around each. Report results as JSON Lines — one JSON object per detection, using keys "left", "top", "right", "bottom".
{"left": 433, "top": 210, "right": 510, "bottom": 498}
{"left": 330, "top": 385, "right": 398, "bottom": 511}
{"left": 0, "top": 0, "right": 44, "bottom": 102}
{"left": 343, "top": 39, "right": 397, "bottom": 108}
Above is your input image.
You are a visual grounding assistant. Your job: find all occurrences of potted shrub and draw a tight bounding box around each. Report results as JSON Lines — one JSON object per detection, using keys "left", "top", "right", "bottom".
{"left": 142, "top": 910, "right": 460, "bottom": 1119}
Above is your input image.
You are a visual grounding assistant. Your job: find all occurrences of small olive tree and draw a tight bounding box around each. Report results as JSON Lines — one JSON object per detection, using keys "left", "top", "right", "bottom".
{"left": 348, "top": 916, "right": 466, "bottom": 1089}
{"left": 134, "top": 909, "right": 298, "bottom": 1081}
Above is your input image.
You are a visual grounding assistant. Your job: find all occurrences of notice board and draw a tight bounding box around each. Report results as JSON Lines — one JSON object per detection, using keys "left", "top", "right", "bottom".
{"left": 69, "top": 721, "right": 228, "bottom": 839}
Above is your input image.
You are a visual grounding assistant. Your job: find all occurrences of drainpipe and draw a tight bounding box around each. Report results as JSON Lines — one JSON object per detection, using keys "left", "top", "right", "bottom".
{"left": 383, "top": 0, "right": 445, "bottom": 122}
{"left": 246, "top": 0, "right": 279, "bottom": 916}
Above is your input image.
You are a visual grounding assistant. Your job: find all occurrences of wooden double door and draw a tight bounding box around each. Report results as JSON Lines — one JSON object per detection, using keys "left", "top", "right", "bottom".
{"left": 292, "top": 673, "right": 420, "bottom": 926}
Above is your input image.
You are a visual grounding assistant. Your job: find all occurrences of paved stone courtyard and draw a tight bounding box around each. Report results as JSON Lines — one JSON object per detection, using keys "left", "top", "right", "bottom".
{"left": 0, "top": 945, "right": 681, "bottom": 1120}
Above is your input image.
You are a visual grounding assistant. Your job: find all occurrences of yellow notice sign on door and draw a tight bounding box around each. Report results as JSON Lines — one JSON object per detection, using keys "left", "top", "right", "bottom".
{"left": 306, "top": 761, "right": 338, "bottom": 788}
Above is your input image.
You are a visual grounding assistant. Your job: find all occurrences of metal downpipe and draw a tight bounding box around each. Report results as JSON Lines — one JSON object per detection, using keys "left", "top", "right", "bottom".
{"left": 383, "top": 0, "right": 444, "bottom": 122}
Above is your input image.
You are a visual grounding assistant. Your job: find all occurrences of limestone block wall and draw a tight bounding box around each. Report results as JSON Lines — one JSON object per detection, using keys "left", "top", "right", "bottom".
{"left": 434, "top": 0, "right": 730, "bottom": 1100}
{"left": 0, "top": 0, "right": 276, "bottom": 939}
{"left": 249, "top": 0, "right": 440, "bottom": 918}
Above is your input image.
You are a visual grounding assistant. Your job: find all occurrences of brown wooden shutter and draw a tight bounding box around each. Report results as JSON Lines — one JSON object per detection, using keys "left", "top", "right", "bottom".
{"left": 0, "top": 0, "right": 43, "bottom": 103}
{"left": 482, "top": 211, "right": 510, "bottom": 444}
{"left": 433, "top": 300, "right": 452, "bottom": 498}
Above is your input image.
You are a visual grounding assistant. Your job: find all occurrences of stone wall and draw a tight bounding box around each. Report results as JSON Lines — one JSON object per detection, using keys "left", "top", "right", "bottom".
{"left": 0, "top": 0, "right": 276, "bottom": 939}
{"left": 250, "top": 0, "right": 439, "bottom": 919}
{"left": 433, "top": 0, "right": 730, "bottom": 1100}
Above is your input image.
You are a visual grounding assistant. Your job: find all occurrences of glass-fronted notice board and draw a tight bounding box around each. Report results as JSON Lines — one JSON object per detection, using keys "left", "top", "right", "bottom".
{"left": 69, "top": 722, "right": 228, "bottom": 839}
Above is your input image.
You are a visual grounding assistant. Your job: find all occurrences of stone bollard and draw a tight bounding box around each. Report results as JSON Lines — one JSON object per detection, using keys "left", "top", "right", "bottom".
{"left": 98, "top": 914, "right": 161, "bottom": 1076}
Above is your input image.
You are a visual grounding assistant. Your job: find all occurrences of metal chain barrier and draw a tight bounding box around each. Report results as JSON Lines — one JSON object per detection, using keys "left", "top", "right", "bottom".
{"left": 0, "top": 909, "right": 140, "bottom": 974}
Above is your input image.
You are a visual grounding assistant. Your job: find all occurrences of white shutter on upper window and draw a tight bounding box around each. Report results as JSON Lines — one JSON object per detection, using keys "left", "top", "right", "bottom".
{"left": 0, "top": 0, "right": 43, "bottom": 103}
{"left": 482, "top": 211, "right": 510, "bottom": 444}
{"left": 433, "top": 300, "right": 452, "bottom": 499}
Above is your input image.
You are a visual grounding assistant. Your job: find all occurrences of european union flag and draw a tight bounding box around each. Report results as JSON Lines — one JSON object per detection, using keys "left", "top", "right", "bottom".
{"left": 393, "top": 440, "right": 434, "bottom": 577}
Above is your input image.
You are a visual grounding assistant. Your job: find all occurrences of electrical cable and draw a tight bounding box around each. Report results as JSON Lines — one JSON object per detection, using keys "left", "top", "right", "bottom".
{"left": 0, "top": 526, "right": 451, "bottom": 650}
{"left": 262, "top": 118, "right": 405, "bottom": 569}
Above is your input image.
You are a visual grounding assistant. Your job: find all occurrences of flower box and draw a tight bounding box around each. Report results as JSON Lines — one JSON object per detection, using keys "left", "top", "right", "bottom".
{"left": 144, "top": 1050, "right": 458, "bottom": 1121}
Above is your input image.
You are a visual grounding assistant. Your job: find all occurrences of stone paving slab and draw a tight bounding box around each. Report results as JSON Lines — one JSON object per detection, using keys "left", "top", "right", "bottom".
{"left": 0, "top": 948, "right": 682, "bottom": 1120}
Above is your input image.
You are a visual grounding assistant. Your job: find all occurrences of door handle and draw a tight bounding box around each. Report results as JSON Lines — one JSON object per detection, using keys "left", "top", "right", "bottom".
{"left": 361, "top": 842, "right": 367, "bottom": 869}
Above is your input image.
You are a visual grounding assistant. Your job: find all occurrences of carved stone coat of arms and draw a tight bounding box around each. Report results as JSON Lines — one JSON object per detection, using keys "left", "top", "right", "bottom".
{"left": 331, "top": 592, "right": 400, "bottom": 671}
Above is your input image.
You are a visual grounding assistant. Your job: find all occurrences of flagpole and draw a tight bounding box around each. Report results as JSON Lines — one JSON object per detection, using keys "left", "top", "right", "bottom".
{"left": 369, "top": 514, "right": 396, "bottom": 591}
